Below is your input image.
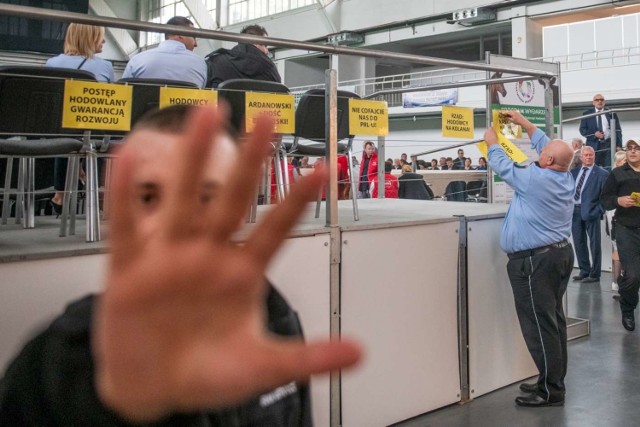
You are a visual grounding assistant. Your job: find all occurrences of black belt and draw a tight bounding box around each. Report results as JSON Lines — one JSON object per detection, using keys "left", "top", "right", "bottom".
{"left": 508, "top": 240, "right": 570, "bottom": 260}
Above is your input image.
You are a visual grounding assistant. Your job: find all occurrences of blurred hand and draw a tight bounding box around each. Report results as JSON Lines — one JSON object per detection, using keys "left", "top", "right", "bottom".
{"left": 94, "top": 107, "right": 362, "bottom": 422}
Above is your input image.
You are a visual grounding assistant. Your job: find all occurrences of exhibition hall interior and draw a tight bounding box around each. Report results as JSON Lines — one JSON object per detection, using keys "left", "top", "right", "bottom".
{"left": 1, "top": 0, "right": 639, "bottom": 425}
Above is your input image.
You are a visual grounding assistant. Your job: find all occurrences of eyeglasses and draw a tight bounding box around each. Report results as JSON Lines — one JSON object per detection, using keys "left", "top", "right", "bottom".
{"left": 593, "top": 98, "right": 605, "bottom": 102}
{"left": 627, "top": 146, "right": 640, "bottom": 152}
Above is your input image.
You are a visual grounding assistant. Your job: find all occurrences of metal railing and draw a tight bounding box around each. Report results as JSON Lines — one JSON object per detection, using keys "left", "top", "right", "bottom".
{"left": 535, "top": 46, "right": 640, "bottom": 72}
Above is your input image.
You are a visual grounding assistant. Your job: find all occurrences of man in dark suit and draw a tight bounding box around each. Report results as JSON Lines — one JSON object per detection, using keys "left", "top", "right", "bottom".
{"left": 571, "top": 146, "right": 609, "bottom": 283}
{"left": 579, "top": 94, "right": 623, "bottom": 169}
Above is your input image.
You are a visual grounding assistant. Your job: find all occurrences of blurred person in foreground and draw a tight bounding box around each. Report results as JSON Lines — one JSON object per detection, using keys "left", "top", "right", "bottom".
{"left": 0, "top": 105, "right": 362, "bottom": 425}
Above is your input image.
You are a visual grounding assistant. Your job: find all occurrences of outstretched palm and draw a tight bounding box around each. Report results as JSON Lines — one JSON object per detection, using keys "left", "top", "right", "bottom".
{"left": 94, "top": 107, "right": 362, "bottom": 422}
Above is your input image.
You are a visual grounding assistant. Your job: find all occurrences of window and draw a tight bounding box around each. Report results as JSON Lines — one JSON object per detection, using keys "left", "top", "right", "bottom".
{"left": 145, "top": 0, "right": 194, "bottom": 46}
{"left": 228, "top": 0, "right": 315, "bottom": 25}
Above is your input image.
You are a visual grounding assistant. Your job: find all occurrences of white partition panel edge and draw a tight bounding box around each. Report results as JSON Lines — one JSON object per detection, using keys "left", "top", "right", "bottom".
{"left": 0, "top": 254, "right": 107, "bottom": 372}
{"left": 341, "top": 221, "right": 461, "bottom": 427}
{"left": 266, "top": 234, "right": 332, "bottom": 427}
{"left": 466, "top": 218, "right": 537, "bottom": 398}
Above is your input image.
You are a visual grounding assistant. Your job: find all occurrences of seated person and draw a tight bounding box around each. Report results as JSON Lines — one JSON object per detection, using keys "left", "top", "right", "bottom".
{"left": 398, "top": 164, "right": 433, "bottom": 200}
{"left": 0, "top": 105, "right": 362, "bottom": 425}
{"left": 371, "top": 161, "right": 399, "bottom": 199}
{"left": 46, "top": 23, "right": 115, "bottom": 213}
{"left": 205, "top": 24, "right": 281, "bottom": 88}
{"left": 121, "top": 16, "right": 207, "bottom": 88}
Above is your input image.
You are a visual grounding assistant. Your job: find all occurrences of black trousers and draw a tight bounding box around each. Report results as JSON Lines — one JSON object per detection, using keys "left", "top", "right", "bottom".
{"left": 594, "top": 139, "right": 612, "bottom": 170}
{"left": 571, "top": 207, "right": 602, "bottom": 278}
{"left": 507, "top": 244, "right": 574, "bottom": 401}
{"left": 617, "top": 224, "right": 640, "bottom": 314}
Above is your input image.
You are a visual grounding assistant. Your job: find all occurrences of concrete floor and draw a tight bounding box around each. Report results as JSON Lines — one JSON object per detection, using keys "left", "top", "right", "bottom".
{"left": 396, "top": 270, "right": 640, "bottom": 427}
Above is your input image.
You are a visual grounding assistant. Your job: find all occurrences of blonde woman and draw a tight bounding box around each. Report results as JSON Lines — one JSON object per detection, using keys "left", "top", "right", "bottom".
{"left": 46, "top": 23, "right": 114, "bottom": 83}
{"left": 46, "top": 24, "right": 114, "bottom": 214}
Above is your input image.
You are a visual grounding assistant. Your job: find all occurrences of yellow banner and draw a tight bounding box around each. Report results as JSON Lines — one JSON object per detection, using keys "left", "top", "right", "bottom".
{"left": 62, "top": 80, "right": 132, "bottom": 131}
{"left": 478, "top": 131, "right": 528, "bottom": 164}
{"left": 348, "top": 99, "right": 389, "bottom": 136}
{"left": 492, "top": 110, "right": 522, "bottom": 139}
{"left": 159, "top": 87, "right": 217, "bottom": 109}
{"left": 442, "top": 106, "right": 474, "bottom": 138}
{"left": 245, "top": 92, "right": 295, "bottom": 133}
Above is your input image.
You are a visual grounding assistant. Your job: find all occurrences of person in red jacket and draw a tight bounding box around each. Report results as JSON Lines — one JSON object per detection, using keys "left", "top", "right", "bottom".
{"left": 358, "top": 141, "right": 378, "bottom": 198}
{"left": 371, "top": 161, "right": 399, "bottom": 199}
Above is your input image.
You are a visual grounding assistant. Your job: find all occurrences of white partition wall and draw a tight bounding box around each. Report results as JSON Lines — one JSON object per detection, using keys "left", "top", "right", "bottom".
{"left": 0, "top": 254, "right": 107, "bottom": 372}
{"left": 266, "top": 233, "right": 332, "bottom": 427}
{"left": 340, "top": 221, "right": 461, "bottom": 427}
{"left": 466, "top": 218, "right": 537, "bottom": 398}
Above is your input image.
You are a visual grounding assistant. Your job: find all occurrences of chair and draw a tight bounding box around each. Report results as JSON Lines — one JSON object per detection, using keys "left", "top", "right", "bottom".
{"left": 288, "top": 88, "right": 361, "bottom": 220}
{"left": 118, "top": 78, "right": 199, "bottom": 128}
{"left": 217, "top": 79, "right": 291, "bottom": 213}
{"left": 0, "top": 66, "right": 96, "bottom": 232}
{"left": 465, "top": 179, "right": 488, "bottom": 203}
{"left": 443, "top": 180, "right": 467, "bottom": 202}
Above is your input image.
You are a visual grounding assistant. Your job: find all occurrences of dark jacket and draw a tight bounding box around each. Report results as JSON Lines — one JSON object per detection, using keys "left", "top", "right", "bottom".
{"left": 0, "top": 285, "right": 311, "bottom": 427}
{"left": 398, "top": 173, "right": 433, "bottom": 200}
{"left": 601, "top": 162, "right": 640, "bottom": 228}
{"left": 571, "top": 164, "right": 609, "bottom": 221}
{"left": 205, "top": 44, "right": 281, "bottom": 88}
{"left": 578, "top": 107, "right": 623, "bottom": 149}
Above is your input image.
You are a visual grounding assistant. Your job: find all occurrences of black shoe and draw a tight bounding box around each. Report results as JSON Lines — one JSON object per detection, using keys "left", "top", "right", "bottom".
{"left": 622, "top": 313, "right": 635, "bottom": 331}
{"left": 572, "top": 275, "right": 588, "bottom": 281}
{"left": 49, "top": 200, "right": 62, "bottom": 218}
{"left": 519, "top": 382, "right": 537, "bottom": 393}
{"left": 581, "top": 277, "right": 600, "bottom": 283}
{"left": 515, "top": 394, "right": 564, "bottom": 407}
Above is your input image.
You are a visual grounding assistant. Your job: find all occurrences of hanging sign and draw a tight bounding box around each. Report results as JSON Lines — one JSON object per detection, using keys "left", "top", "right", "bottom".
{"left": 348, "top": 99, "right": 388, "bottom": 136}
{"left": 62, "top": 80, "right": 132, "bottom": 131}
{"left": 159, "top": 87, "right": 217, "bottom": 108}
{"left": 245, "top": 92, "right": 295, "bottom": 133}
{"left": 442, "top": 106, "right": 474, "bottom": 139}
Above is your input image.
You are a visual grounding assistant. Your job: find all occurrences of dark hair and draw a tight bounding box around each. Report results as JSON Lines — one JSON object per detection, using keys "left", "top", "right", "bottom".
{"left": 384, "top": 161, "right": 392, "bottom": 173}
{"left": 241, "top": 24, "right": 268, "bottom": 36}
{"left": 479, "top": 156, "right": 487, "bottom": 163}
{"left": 133, "top": 105, "right": 194, "bottom": 134}
{"left": 165, "top": 16, "right": 194, "bottom": 39}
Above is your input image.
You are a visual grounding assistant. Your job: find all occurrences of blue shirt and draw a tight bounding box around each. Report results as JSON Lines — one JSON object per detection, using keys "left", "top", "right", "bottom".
{"left": 488, "top": 129, "right": 574, "bottom": 253}
{"left": 122, "top": 40, "right": 207, "bottom": 88}
{"left": 45, "top": 54, "right": 115, "bottom": 82}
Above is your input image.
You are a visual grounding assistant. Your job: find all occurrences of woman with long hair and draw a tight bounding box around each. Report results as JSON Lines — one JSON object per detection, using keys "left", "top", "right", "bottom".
{"left": 46, "top": 24, "right": 114, "bottom": 214}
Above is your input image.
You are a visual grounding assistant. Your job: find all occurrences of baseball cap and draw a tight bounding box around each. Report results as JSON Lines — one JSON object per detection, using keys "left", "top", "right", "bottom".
{"left": 626, "top": 138, "right": 639, "bottom": 149}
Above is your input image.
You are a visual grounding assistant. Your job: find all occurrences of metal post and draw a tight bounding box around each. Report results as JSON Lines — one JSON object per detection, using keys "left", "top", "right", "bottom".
{"left": 2, "top": 156, "right": 13, "bottom": 224}
{"left": 457, "top": 216, "right": 470, "bottom": 402}
{"left": 610, "top": 118, "right": 617, "bottom": 168}
{"left": 325, "top": 68, "right": 338, "bottom": 228}
{"left": 484, "top": 54, "right": 494, "bottom": 204}
{"left": 543, "top": 78, "right": 555, "bottom": 139}
{"left": 377, "top": 136, "right": 385, "bottom": 199}
{"left": 329, "top": 226, "right": 342, "bottom": 427}
{"left": 85, "top": 149, "right": 101, "bottom": 242}
{"left": 22, "top": 157, "right": 35, "bottom": 228}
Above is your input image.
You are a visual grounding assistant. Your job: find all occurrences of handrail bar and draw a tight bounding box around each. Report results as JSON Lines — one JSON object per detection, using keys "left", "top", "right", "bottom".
{"left": 0, "top": 3, "right": 555, "bottom": 79}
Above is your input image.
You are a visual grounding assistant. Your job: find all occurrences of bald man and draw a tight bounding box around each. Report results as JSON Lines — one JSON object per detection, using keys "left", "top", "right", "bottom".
{"left": 484, "top": 110, "right": 574, "bottom": 408}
